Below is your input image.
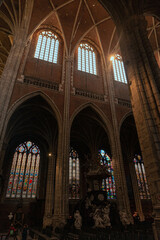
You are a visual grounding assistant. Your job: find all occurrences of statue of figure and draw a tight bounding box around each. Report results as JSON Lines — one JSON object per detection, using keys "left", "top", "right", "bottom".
{"left": 102, "top": 204, "right": 111, "bottom": 227}
{"left": 93, "top": 208, "right": 105, "bottom": 228}
{"left": 74, "top": 210, "right": 82, "bottom": 230}
{"left": 85, "top": 197, "right": 92, "bottom": 209}
{"left": 119, "top": 209, "right": 131, "bottom": 226}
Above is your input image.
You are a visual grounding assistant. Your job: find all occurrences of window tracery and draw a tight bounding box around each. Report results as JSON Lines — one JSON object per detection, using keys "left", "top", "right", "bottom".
{"left": 110, "top": 54, "right": 127, "bottom": 83}
{"left": 34, "top": 31, "right": 59, "bottom": 63}
{"left": 99, "top": 150, "right": 116, "bottom": 199}
{"left": 69, "top": 149, "right": 80, "bottom": 199}
{"left": 134, "top": 154, "right": 150, "bottom": 199}
{"left": 78, "top": 43, "right": 97, "bottom": 75}
{"left": 6, "top": 141, "right": 40, "bottom": 199}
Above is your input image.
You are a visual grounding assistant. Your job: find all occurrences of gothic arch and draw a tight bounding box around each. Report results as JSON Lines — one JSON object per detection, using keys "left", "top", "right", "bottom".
{"left": 0, "top": 91, "right": 62, "bottom": 154}
{"left": 70, "top": 102, "right": 114, "bottom": 151}
{"left": 119, "top": 111, "right": 133, "bottom": 133}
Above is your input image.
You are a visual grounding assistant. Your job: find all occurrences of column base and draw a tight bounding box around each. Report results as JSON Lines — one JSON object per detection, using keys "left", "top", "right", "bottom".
{"left": 43, "top": 215, "right": 53, "bottom": 228}
{"left": 52, "top": 214, "right": 67, "bottom": 231}
{"left": 152, "top": 205, "right": 160, "bottom": 240}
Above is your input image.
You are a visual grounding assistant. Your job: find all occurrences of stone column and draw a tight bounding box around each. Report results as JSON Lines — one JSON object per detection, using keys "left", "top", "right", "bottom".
{"left": 53, "top": 56, "right": 72, "bottom": 227}
{"left": 0, "top": 0, "right": 34, "bottom": 171}
{"left": 106, "top": 65, "right": 133, "bottom": 222}
{"left": 43, "top": 153, "right": 55, "bottom": 228}
{"left": 119, "top": 15, "right": 160, "bottom": 238}
{"left": 128, "top": 155, "right": 145, "bottom": 221}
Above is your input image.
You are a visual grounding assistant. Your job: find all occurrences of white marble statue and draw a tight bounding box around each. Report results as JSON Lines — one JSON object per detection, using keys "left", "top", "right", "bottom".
{"left": 102, "top": 204, "right": 111, "bottom": 227}
{"left": 93, "top": 208, "right": 105, "bottom": 228}
{"left": 74, "top": 210, "right": 82, "bottom": 230}
{"left": 119, "top": 209, "right": 131, "bottom": 226}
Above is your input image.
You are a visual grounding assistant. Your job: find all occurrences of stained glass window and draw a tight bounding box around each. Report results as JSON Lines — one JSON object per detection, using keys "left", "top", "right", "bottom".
{"left": 69, "top": 149, "right": 80, "bottom": 199}
{"left": 99, "top": 150, "right": 116, "bottom": 199}
{"left": 34, "top": 31, "right": 59, "bottom": 63}
{"left": 78, "top": 43, "right": 97, "bottom": 75}
{"left": 110, "top": 54, "right": 127, "bottom": 83}
{"left": 134, "top": 155, "right": 150, "bottom": 199}
{"left": 6, "top": 141, "right": 40, "bottom": 199}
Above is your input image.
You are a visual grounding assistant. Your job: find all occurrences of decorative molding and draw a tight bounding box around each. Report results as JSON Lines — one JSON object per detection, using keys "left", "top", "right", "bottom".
{"left": 20, "top": 76, "right": 59, "bottom": 91}
{"left": 74, "top": 88, "right": 105, "bottom": 101}
{"left": 116, "top": 98, "right": 132, "bottom": 108}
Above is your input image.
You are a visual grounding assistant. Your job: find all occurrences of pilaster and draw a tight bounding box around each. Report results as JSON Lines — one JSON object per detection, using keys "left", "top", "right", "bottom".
{"left": 53, "top": 56, "right": 73, "bottom": 227}
{"left": 43, "top": 154, "right": 55, "bottom": 228}
{"left": 119, "top": 15, "right": 160, "bottom": 237}
{"left": 106, "top": 64, "right": 132, "bottom": 222}
{"left": 0, "top": 0, "right": 34, "bottom": 171}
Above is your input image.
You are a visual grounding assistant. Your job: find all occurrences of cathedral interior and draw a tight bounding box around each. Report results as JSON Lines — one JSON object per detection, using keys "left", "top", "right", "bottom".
{"left": 0, "top": 0, "right": 160, "bottom": 239}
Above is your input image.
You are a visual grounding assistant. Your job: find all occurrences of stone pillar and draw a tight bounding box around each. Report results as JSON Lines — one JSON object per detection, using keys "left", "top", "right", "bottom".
{"left": 43, "top": 153, "right": 55, "bottom": 228}
{"left": 53, "top": 56, "right": 72, "bottom": 227}
{"left": 106, "top": 64, "right": 133, "bottom": 222}
{"left": 119, "top": 15, "right": 160, "bottom": 238}
{"left": 0, "top": 0, "right": 34, "bottom": 171}
{"left": 128, "top": 156, "right": 145, "bottom": 221}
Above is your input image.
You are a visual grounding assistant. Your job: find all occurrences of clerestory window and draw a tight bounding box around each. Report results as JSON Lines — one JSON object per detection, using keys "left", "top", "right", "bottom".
{"left": 34, "top": 31, "right": 59, "bottom": 63}
{"left": 6, "top": 141, "right": 40, "bottom": 199}
{"left": 110, "top": 54, "right": 127, "bottom": 83}
{"left": 78, "top": 43, "right": 97, "bottom": 75}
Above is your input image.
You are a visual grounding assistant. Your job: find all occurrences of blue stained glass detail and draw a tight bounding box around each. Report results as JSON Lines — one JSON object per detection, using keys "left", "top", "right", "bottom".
{"left": 32, "top": 148, "right": 38, "bottom": 154}
{"left": 6, "top": 141, "right": 40, "bottom": 199}
{"left": 19, "top": 146, "right": 24, "bottom": 153}
{"left": 99, "top": 150, "right": 116, "bottom": 200}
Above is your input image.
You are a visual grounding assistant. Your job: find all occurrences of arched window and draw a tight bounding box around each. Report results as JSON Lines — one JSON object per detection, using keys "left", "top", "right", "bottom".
{"left": 110, "top": 54, "right": 127, "bottom": 83}
{"left": 6, "top": 141, "right": 40, "bottom": 199}
{"left": 34, "top": 31, "right": 59, "bottom": 63}
{"left": 78, "top": 43, "right": 97, "bottom": 75}
{"left": 134, "top": 155, "right": 150, "bottom": 199}
{"left": 69, "top": 149, "right": 80, "bottom": 199}
{"left": 99, "top": 150, "right": 116, "bottom": 199}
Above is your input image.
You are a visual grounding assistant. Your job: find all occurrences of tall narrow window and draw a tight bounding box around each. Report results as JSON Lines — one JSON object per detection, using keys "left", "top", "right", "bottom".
{"left": 69, "top": 149, "right": 80, "bottom": 199}
{"left": 34, "top": 31, "right": 59, "bottom": 63}
{"left": 134, "top": 154, "right": 150, "bottom": 199}
{"left": 110, "top": 54, "right": 127, "bottom": 83}
{"left": 6, "top": 141, "right": 40, "bottom": 199}
{"left": 78, "top": 43, "right": 97, "bottom": 75}
{"left": 99, "top": 150, "right": 116, "bottom": 199}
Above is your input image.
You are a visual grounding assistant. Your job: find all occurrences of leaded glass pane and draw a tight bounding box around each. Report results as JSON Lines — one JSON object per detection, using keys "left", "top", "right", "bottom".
{"left": 78, "top": 43, "right": 97, "bottom": 75}
{"left": 6, "top": 141, "right": 40, "bottom": 199}
{"left": 69, "top": 149, "right": 80, "bottom": 199}
{"left": 34, "top": 31, "right": 59, "bottom": 64}
{"left": 134, "top": 155, "right": 150, "bottom": 199}
{"left": 111, "top": 54, "right": 127, "bottom": 83}
{"left": 99, "top": 150, "right": 116, "bottom": 199}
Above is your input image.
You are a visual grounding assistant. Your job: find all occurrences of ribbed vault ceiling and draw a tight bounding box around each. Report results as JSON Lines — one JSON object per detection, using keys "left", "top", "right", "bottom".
{"left": 0, "top": 0, "right": 160, "bottom": 74}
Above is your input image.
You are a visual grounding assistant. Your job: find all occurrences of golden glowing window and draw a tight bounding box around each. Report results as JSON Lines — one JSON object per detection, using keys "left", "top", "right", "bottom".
{"left": 78, "top": 43, "right": 97, "bottom": 75}
{"left": 34, "top": 31, "right": 59, "bottom": 63}
{"left": 110, "top": 54, "right": 127, "bottom": 83}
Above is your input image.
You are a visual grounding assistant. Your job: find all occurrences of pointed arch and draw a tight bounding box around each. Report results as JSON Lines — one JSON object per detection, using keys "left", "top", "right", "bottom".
{"left": 70, "top": 102, "right": 114, "bottom": 150}
{"left": 119, "top": 111, "right": 133, "bottom": 133}
{"left": 0, "top": 91, "right": 62, "bottom": 153}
